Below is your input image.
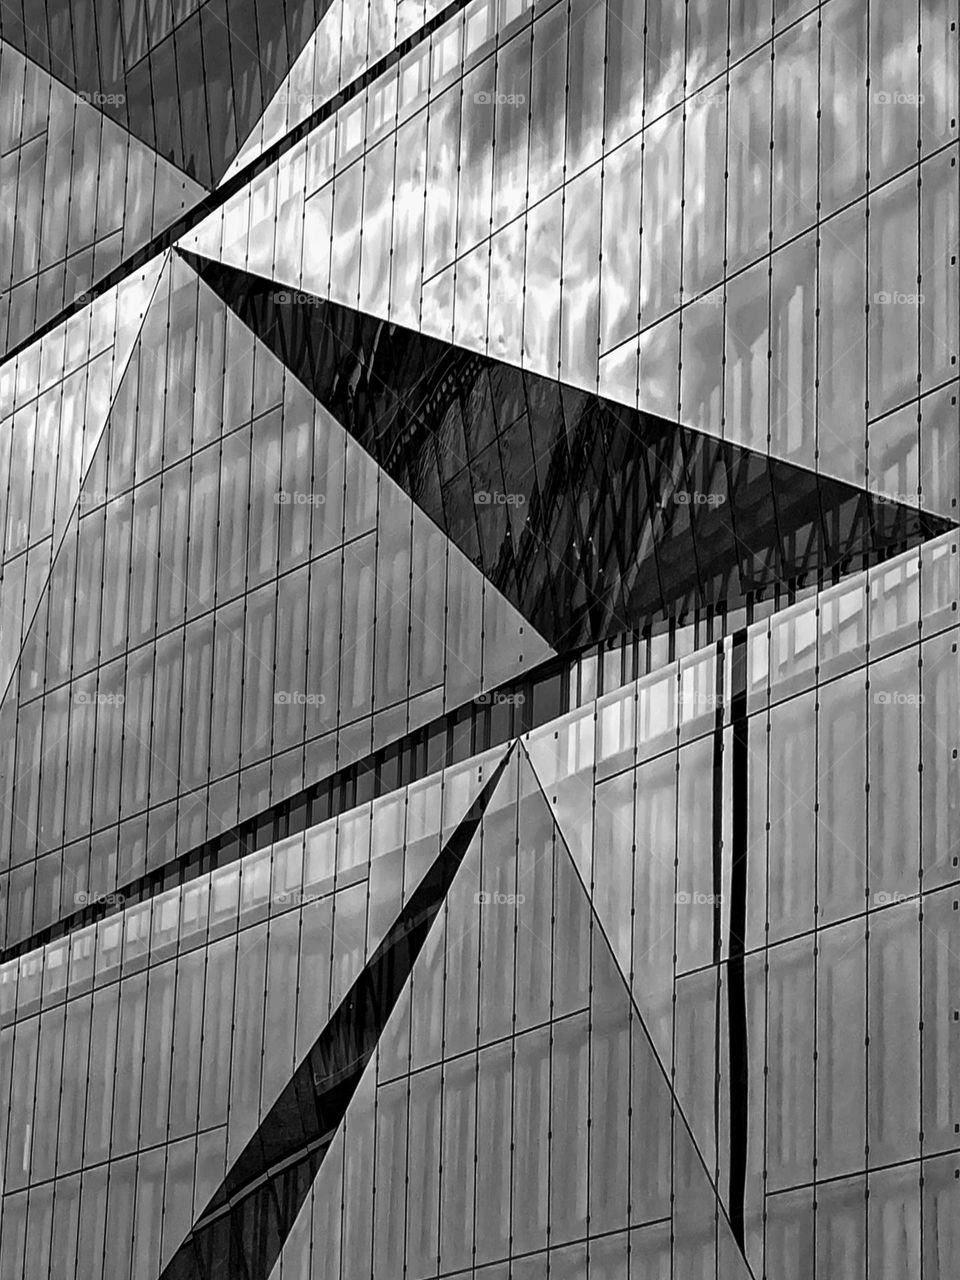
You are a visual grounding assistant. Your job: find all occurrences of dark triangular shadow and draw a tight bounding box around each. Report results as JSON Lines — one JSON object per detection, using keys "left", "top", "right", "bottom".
{"left": 175, "top": 250, "right": 953, "bottom": 653}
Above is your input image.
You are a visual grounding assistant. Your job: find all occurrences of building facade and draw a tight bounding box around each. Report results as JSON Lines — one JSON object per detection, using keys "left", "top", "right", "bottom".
{"left": 0, "top": 0, "right": 957, "bottom": 1276}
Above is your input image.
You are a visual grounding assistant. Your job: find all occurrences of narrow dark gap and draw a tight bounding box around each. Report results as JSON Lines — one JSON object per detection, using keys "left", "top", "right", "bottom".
{"left": 727, "top": 629, "right": 750, "bottom": 1250}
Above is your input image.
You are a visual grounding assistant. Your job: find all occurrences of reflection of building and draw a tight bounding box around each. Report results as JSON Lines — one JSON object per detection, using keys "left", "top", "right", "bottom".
{"left": 0, "top": 0, "right": 957, "bottom": 1276}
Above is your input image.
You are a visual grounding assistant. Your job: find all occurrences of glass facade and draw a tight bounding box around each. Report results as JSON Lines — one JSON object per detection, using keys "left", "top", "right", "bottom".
{"left": 0, "top": 0, "right": 958, "bottom": 1276}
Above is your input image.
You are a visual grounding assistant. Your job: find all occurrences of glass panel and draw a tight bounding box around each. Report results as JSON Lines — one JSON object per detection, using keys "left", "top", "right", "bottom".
{"left": 816, "top": 921, "right": 867, "bottom": 1180}
{"left": 766, "top": 937, "right": 815, "bottom": 1191}
{"left": 868, "top": 647, "right": 921, "bottom": 901}
{"left": 458, "top": 61, "right": 495, "bottom": 255}
{"left": 560, "top": 164, "right": 601, "bottom": 390}
{"left": 372, "top": 1077, "right": 407, "bottom": 1278}
{"left": 818, "top": 202, "right": 867, "bottom": 485}
{"left": 921, "top": 888, "right": 960, "bottom": 1154}
{"left": 869, "top": 170, "right": 920, "bottom": 418}
{"left": 329, "top": 161, "right": 363, "bottom": 307}
{"left": 679, "top": 285, "right": 724, "bottom": 436}
{"left": 818, "top": 669, "right": 867, "bottom": 924}
{"left": 767, "top": 690, "right": 816, "bottom": 942}
{"left": 423, "top": 84, "right": 461, "bottom": 277}
{"left": 604, "top": 0, "right": 644, "bottom": 147}
{"left": 528, "top": 1, "right": 566, "bottom": 204}
{"left": 439, "top": 1054, "right": 477, "bottom": 1271}
{"left": 632, "top": 751, "right": 676, "bottom": 1068}
{"left": 820, "top": 0, "right": 868, "bottom": 216}
{"left": 771, "top": 12, "right": 819, "bottom": 245}
{"left": 522, "top": 190, "right": 562, "bottom": 377}
{"left": 113, "top": 969, "right": 147, "bottom": 1156}
{"left": 600, "top": 134, "right": 642, "bottom": 354}
{"left": 676, "top": 736, "right": 715, "bottom": 974}
{"left": 726, "top": 48, "right": 771, "bottom": 273}
{"left": 920, "top": 629, "right": 960, "bottom": 890}
{"left": 769, "top": 230, "right": 817, "bottom": 465}
{"left": 228, "top": 919, "right": 268, "bottom": 1163}
{"left": 405, "top": 1065, "right": 442, "bottom": 1274}
{"left": 390, "top": 111, "right": 427, "bottom": 328}
{"left": 765, "top": 1186, "right": 815, "bottom": 1280}
{"left": 639, "top": 108, "right": 683, "bottom": 328}
{"left": 919, "top": 148, "right": 960, "bottom": 391}
{"left": 683, "top": 83, "right": 726, "bottom": 297}
{"left": 511, "top": 1025, "right": 550, "bottom": 1253}
{"left": 870, "top": 0, "right": 920, "bottom": 186}
{"left": 565, "top": 0, "right": 605, "bottom": 176}
{"left": 816, "top": 1175, "right": 866, "bottom": 1279}
{"left": 868, "top": 902, "right": 920, "bottom": 1166}
{"left": 644, "top": 0, "right": 685, "bottom": 116}
{"left": 359, "top": 135, "right": 395, "bottom": 317}
{"left": 549, "top": 1011, "right": 589, "bottom": 1244}
{"left": 492, "top": 29, "right": 531, "bottom": 232}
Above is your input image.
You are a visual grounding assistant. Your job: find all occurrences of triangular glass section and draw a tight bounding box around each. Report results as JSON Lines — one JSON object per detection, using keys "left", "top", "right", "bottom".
{"left": 0, "top": 1, "right": 332, "bottom": 187}
{"left": 514, "top": 743, "right": 758, "bottom": 1280}
{"left": 175, "top": 251, "right": 953, "bottom": 654}
{"left": 155, "top": 745, "right": 512, "bottom": 1280}
{"left": 0, "top": 255, "right": 165, "bottom": 702}
{"left": 310, "top": 741, "right": 755, "bottom": 1276}
{"left": 0, "top": 44, "right": 203, "bottom": 358}
{"left": 223, "top": 0, "right": 445, "bottom": 183}
{"left": 0, "top": 245, "right": 549, "bottom": 952}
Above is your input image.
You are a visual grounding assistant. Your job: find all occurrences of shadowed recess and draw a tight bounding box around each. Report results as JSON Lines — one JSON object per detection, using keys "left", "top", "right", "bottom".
{"left": 177, "top": 251, "right": 955, "bottom": 654}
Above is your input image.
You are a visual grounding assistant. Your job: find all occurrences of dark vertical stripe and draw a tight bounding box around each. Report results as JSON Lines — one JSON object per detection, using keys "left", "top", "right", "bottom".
{"left": 727, "top": 628, "right": 750, "bottom": 1248}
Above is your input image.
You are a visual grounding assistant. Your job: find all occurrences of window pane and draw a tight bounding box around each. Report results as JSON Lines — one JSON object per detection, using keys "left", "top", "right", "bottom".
{"left": 869, "top": 170, "right": 920, "bottom": 417}
{"left": 820, "top": 0, "right": 867, "bottom": 215}
{"left": 817, "top": 922, "right": 866, "bottom": 1180}
{"left": 818, "top": 203, "right": 867, "bottom": 484}
{"left": 528, "top": 3, "right": 566, "bottom": 203}
{"left": 767, "top": 690, "right": 816, "bottom": 942}
{"left": 818, "top": 670, "right": 867, "bottom": 924}
{"left": 639, "top": 108, "right": 683, "bottom": 328}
